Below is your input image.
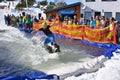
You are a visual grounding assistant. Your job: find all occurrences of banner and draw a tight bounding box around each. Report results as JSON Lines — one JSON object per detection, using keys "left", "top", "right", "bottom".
{"left": 32, "top": 20, "right": 116, "bottom": 44}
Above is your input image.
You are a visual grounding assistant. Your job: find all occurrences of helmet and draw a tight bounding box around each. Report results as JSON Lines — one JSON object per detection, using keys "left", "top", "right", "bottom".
{"left": 42, "top": 22, "right": 47, "bottom": 27}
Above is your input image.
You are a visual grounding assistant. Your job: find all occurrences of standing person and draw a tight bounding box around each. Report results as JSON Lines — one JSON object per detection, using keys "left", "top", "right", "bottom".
{"left": 25, "top": 14, "right": 31, "bottom": 30}
{"left": 18, "top": 16, "right": 23, "bottom": 28}
{"left": 95, "top": 15, "right": 101, "bottom": 29}
{"left": 105, "top": 18, "right": 109, "bottom": 27}
{"left": 58, "top": 14, "right": 64, "bottom": 23}
{"left": 109, "top": 17, "right": 115, "bottom": 41}
{"left": 109, "top": 17, "right": 115, "bottom": 31}
{"left": 100, "top": 16, "right": 106, "bottom": 28}
{"left": 32, "top": 20, "right": 60, "bottom": 53}
{"left": 116, "top": 21, "right": 120, "bottom": 43}
{"left": 73, "top": 15, "right": 78, "bottom": 25}
{"left": 4, "top": 15, "right": 7, "bottom": 25}
{"left": 89, "top": 16, "right": 96, "bottom": 29}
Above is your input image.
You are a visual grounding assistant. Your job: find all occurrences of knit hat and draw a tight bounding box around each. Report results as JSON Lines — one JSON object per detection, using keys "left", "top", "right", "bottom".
{"left": 42, "top": 22, "right": 47, "bottom": 27}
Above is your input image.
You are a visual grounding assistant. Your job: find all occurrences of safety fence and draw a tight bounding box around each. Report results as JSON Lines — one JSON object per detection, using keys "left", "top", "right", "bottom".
{"left": 33, "top": 20, "right": 116, "bottom": 44}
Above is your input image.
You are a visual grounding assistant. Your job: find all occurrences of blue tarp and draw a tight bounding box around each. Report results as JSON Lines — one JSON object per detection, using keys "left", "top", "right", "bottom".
{"left": 19, "top": 28, "right": 32, "bottom": 33}
{"left": 54, "top": 33, "right": 119, "bottom": 58}
{"left": 0, "top": 71, "right": 60, "bottom": 80}
{"left": 59, "top": 10, "right": 75, "bottom": 14}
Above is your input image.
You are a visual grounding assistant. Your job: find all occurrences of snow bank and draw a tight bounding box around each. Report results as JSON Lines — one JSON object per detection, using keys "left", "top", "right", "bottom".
{"left": 65, "top": 49, "right": 120, "bottom": 80}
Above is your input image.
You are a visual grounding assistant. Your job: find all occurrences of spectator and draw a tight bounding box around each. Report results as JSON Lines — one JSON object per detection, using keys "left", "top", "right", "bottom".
{"left": 100, "top": 16, "right": 106, "bottom": 28}
{"left": 89, "top": 16, "right": 96, "bottom": 29}
{"left": 34, "top": 16, "right": 39, "bottom": 22}
{"left": 80, "top": 19, "right": 86, "bottom": 25}
{"left": 47, "top": 14, "right": 53, "bottom": 21}
{"left": 109, "top": 17, "right": 115, "bottom": 31}
{"left": 95, "top": 15, "right": 101, "bottom": 29}
{"left": 73, "top": 15, "right": 78, "bottom": 25}
{"left": 105, "top": 18, "right": 109, "bottom": 27}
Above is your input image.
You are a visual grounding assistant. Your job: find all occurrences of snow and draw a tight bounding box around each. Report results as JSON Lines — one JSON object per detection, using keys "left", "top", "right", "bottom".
{"left": 65, "top": 49, "right": 120, "bottom": 80}
{"left": 0, "top": 2, "right": 8, "bottom": 6}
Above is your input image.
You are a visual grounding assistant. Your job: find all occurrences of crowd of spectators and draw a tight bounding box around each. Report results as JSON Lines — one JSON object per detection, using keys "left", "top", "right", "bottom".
{"left": 80, "top": 15, "right": 120, "bottom": 43}
{"left": 3, "top": 13, "right": 120, "bottom": 44}
{"left": 47, "top": 14, "right": 79, "bottom": 25}
{"left": 4, "top": 13, "right": 44, "bottom": 30}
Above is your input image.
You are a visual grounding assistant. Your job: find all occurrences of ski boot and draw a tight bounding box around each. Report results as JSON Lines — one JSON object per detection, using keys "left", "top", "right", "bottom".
{"left": 46, "top": 46, "right": 53, "bottom": 53}
{"left": 54, "top": 44, "right": 60, "bottom": 52}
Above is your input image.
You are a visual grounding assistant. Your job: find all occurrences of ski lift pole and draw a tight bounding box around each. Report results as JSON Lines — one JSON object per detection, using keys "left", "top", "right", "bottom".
{"left": 26, "top": 0, "right": 28, "bottom": 9}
